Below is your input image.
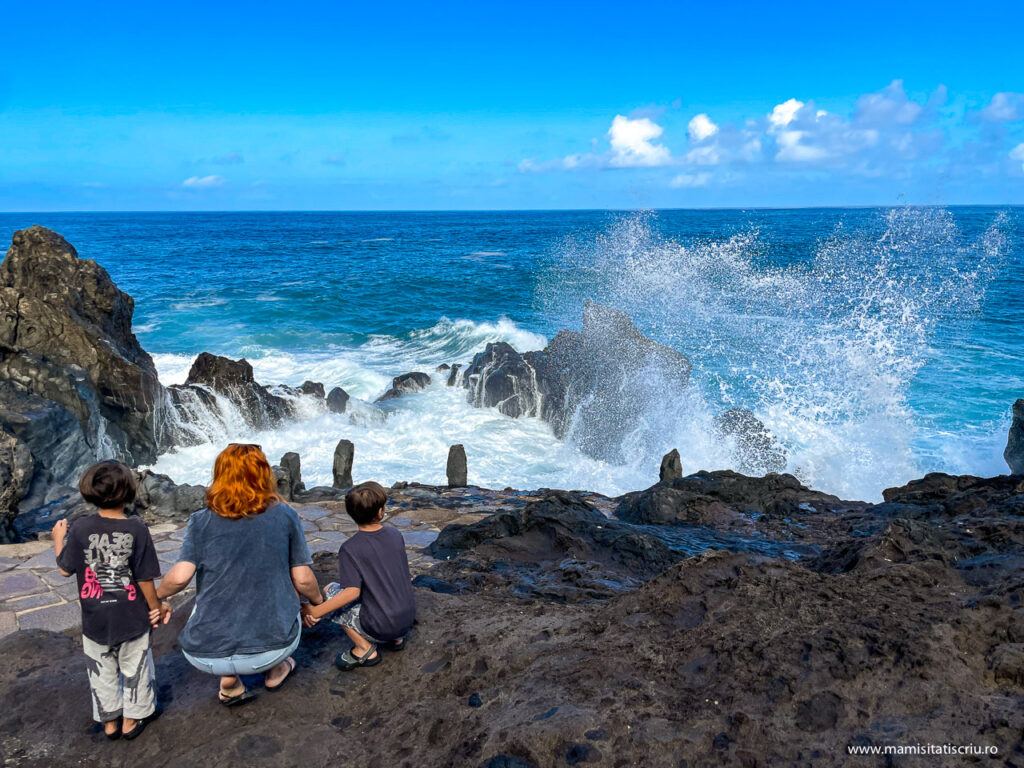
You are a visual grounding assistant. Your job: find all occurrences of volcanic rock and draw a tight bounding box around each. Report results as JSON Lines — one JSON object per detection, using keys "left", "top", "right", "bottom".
{"left": 326, "top": 386, "right": 350, "bottom": 414}
{"left": 184, "top": 353, "right": 293, "bottom": 429}
{"left": 333, "top": 439, "right": 354, "bottom": 488}
{"left": 714, "top": 408, "right": 786, "bottom": 475}
{"left": 462, "top": 342, "right": 540, "bottom": 418}
{"left": 300, "top": 381, "right": 326, "bottom": 399}
{"left": 659, "top": 448, "right": 682, "bottom": 482}
{"left": 133, "top": 470, "right": 206, "bottom": 520}
{"left": 377, "top": 372, "right": 432, "bottom": 402}
{"left": 447, "top": 444, "right": 468, "bottom": 487}
{"left": 1006, "top": 398, "right": 1024, "bottom": 474}
{"left": 0, "top": 227, "right": 169, "bottom": 518}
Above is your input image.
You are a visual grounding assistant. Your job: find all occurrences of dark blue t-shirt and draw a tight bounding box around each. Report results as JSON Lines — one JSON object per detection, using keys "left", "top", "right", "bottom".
{"left": 177, "top": 503, "right": 312, "bottom": 657}
{"left": 337, "top": 526, "right": 416, "bottom": 642}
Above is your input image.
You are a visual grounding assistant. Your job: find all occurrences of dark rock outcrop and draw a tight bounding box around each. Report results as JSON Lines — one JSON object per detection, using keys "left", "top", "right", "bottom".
{"left": 1006, "top": 398, "right": 1024, "bottom": 474}
{"left": 326, "top": 386, "right": 350, "bottom": 414}
{"left": 446, "top": 364, "right": 462, "bottom": 387}
{"left": 714, "top": 408, "right": 786, "bottom": 474}
{"left": 333, "top": 439, "right": 354, "bottom": 488}
{"left": 300, "top": 381, "right": 326, "bottom": 399}
{"left": 456, "top": 302, "right": 692, "bottom": 463}
{"left": 0, "top": 428, "right": 32, "bottom": 542}
{"left": 0, "top": 227, "right": 168, "bottom": 520}
{"left": 377, "top": 372, "right": 432, "bottom": 402}
{"left": 446, "top": 444, "right": 467, "bottom": 487}
{"left": 462, "top": 342, "right": 540, "bottom": 418}
{"left": 429, "top": 491, "right": 681, "bottom": 599}
{"left": 659, "top": 448, "right": 682, "bottom": 482}
{"left": 133, "top": 470, "right": 207, "bottom": 519}
{"left": 616, "top": 470, "right": 840, "bottom": 527}
{"left": 183, "top": 353, "right": 293, "bottom": 429}
{"left": 276, "top": 452, "right": 304, "bottom": 500}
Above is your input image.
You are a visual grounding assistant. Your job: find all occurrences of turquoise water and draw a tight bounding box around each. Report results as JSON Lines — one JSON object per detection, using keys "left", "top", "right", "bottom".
{"left": 0, "top": 208, "right": 1020, "bottom": 500}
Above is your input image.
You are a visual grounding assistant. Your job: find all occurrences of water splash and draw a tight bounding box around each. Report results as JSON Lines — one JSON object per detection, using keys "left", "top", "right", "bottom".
{"left": 539, "top": 207, "right": 1008, "bottom": 500}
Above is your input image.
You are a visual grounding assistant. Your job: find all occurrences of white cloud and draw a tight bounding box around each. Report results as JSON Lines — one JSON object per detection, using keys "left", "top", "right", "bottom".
{"left": 1011, "top": 143, "right": 1024, "bottom": 171}
{"left": 685, "top": 145, "right": 722, "bottom": 166}
{"left": 607, "top": 115, "right": 672, "bottom": 167}
{"left": 775, "top": 130, "right": 829, "bottom": 162}
{"left": 670, "top": 172, "right": 711, "bottom": 188}
{"left": 982, "top": 92, "right": 1024, "bottom": 122}
{"left": 688, "top": 113, "right": 718, "bottom": 142}
{"left": 770, "top": 99, "right": 804, "bottom": 128}
{"left": 854, "top": 80, "right": 922, "bottom": 126}
{"left": 182, "top": 175, "right": 226, "bottom": 189}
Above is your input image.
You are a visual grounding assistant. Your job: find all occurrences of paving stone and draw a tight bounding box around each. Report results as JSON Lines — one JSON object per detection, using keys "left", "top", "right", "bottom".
{"left": 154, "top": 538, "right": 181, "bottom": 553}
{"left": 297, "top": 506, "right": 333, "bottom": 521}
{"left": 311, "top": 530, "right": 348, "bottom": 545}
{"left": 0, "top": 570, "right": 47, "bottom": 600}
{"left": 38, "top": 569, "right": 70, "bottom": 588}
{"left": 401, "top": 530, "right": 439, "bottom": 549}
{"left": 300, "top": 519, "right": 318, "bottom": 533}
{"left": 17, "top": 549, "right": 57, "bottom": 570}
{"left": 169, "top": 529, "right": 187, "bottom": 542}
{"left": 0, "top": 557, "right": 21, "bottom": 572}
{"left": 149, "top": 523, "right": 180, "bottom": 536}
{"left": 158, "top": 548, "right": 181, "bottom": 563}
{"left": 55, "top": 582, "right": 81, "bottom": 601}
{"left": 0, "top": 540, "right": 50, "bottom": 558}
{"left": 16, "top": 601, "right": 81, "bottom": 633}
{"left": 388, "top": 516, "right": 414, "bottom": 528}
{"left": 3, "top": 591, "right": 63, "bottom": 612}
{"left": 307, "top": 540, "right": 340, "bottom": 555}
{"left": 0, "top": 611, "right": 17, "bottom": 638}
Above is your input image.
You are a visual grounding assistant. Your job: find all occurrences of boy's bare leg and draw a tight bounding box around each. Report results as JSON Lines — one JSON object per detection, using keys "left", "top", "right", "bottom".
{"left": 342, "top": 626, "right": 377, "bottom": 659}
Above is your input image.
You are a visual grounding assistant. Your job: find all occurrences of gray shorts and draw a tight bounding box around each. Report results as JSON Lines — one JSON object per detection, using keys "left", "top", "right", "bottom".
{"left": 324, "top": 582, "right": 383, "bottom": 643}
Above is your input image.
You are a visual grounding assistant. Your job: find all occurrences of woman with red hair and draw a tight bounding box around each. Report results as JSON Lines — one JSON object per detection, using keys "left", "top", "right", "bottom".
{"left": 157, "top": 444, "right": 323, "bottom": 705}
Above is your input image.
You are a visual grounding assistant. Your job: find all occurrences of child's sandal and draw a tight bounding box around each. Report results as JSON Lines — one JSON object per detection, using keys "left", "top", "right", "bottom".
{"left": 218, "top": 686, "right": 258, "bottom": 707}
{"left": 336, "top": 644, "right": 380, "bottom": 671}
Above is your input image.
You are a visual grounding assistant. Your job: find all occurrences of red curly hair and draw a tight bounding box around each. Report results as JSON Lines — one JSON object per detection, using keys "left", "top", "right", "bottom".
{"left": 206, "top": 443, "right": 281, "bottom": 519}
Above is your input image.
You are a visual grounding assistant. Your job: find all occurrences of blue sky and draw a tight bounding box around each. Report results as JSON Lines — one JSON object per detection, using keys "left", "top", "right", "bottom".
{"left": 2, "top": 0, "right": 1022, "bottom": 211}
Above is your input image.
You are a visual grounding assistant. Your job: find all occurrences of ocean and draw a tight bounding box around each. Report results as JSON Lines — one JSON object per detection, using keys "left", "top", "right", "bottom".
{"left": 1, "top": 208, "right": 1020, "bottom": 502}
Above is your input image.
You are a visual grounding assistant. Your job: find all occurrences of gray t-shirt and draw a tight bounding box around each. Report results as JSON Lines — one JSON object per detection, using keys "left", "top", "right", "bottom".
{"left": 337, "top": 526, "right": 416, "bottom": 642}
{"left": 177, "top": 502, "right": 312, "bottom": 657}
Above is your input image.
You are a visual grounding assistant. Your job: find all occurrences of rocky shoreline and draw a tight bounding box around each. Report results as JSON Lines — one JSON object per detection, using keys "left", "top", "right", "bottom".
{"left": 0, "top": 226, "right": 1022, "bottom": 766}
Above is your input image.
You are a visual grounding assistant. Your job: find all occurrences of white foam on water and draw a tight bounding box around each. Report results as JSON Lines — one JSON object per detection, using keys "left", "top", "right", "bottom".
{"left": 147, "top": 209, "right": 1013, "bottom": 502}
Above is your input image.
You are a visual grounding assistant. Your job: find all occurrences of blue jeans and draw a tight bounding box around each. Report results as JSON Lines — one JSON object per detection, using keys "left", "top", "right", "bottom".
{"left": 182, "top": 620, "right": 301, "bottom": 677}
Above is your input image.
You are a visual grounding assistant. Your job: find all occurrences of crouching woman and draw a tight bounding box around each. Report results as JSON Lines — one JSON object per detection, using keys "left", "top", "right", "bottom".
{"left": 157, "top": 443, "right": 323, "bottom": 705}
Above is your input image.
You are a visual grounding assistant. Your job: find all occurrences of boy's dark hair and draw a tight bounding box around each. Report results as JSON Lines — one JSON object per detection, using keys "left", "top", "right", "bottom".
{"left": 345, "top": 481, "right": 387, "bottom": 525}
{"left": 79, "top": 461, "right": 137, "bottom": 509}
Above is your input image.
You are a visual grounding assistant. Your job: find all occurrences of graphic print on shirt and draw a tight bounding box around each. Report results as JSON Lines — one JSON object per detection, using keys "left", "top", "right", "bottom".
{"left": 82, "top": 532, "right": 137, "bottom": 602}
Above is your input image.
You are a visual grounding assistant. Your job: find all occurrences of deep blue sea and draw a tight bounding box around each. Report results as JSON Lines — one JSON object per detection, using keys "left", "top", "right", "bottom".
{"left": 1, "top": 208, "right": 1020, "bottom": 501}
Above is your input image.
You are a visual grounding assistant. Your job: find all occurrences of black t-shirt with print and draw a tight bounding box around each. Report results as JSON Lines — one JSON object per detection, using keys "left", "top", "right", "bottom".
{"left": 56, "top": 513, "right": 161, "bottom": 646}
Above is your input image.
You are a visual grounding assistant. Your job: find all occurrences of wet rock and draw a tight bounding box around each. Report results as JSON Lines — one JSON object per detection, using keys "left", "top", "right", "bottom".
{"left": 377, "top": 372, "right": 431, "bottom": 402}
{"left": 436, "top": 364, "right": 450, "bottom": 372}
{"left": 616, "top": 470, "right": 840, "bottom": 527}
{"left": 281, "top": 452, "right": 304, "bottom": 495}
{"left": 333, "top": 439, "right": 354, "bottom": 488}
{"left": 446, "top": 364, "right": 463, "bottom": 387}
{"left": 429, "top": 491, "right": 681, "bottom": 598}
{"left": 462, "top": 342, "right": 540, "bottom": 418}
{"left": 714, "top": 408, "right": 786, "bottom": 475}
{"left": 1005, "top": 399, "right": 1024, "bottom": 474}
{"left": 447, "top": 444, "right": 468, "bottom": 487}
{"left": 300, "top": 381, "right": 326, "bottom": 399}
{"left": 326, "top": 386, "right": 350, "bottom": 414}
{"left": 184, "top": 353, "right": 293, "bottom": 429}
{"left": 133, "top": 470, "right": 206, "bottom": 520}
{"left": 411, "top": 574, "right": 459, "bottom": 594}
{"left": 468, "top": 693, "right": 483, "bottom": 708}
{"left": 659, "top": 448, "right": 682, "bottom": 482}
{"left": 0, "top": 428, "right": 33, "bottom": 543}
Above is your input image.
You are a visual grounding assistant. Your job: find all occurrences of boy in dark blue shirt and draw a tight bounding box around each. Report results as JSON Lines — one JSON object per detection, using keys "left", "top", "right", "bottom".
{"left": 300, "top": 481, "right": 416, "bottom": 669}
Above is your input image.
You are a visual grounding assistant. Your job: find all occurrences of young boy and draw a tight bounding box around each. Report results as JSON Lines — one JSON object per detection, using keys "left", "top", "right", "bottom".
{"left": 52, "top": 461, "right": 167, "bottom": 741}
{"left": 300, "top": 481, "right": 416, "bottom": 670}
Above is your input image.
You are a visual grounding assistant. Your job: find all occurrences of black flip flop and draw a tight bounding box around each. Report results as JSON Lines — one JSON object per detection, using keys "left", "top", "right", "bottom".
{"left": 336, "top": 644, "right": 380, "bottom": 671}
{"left": 388, "top": 637, "right": 406, "bottom": 652}
{"left": 218, "top": 686, "right": 258, "bottom": 707}
{"left": 103, "top": 721, "right": 122, "bottom": 741}
{"left": 265, "top": 657, "right": 296, "bottom": 692}
{"left": 122, "top": 709, "right": 161, "bottom": 741}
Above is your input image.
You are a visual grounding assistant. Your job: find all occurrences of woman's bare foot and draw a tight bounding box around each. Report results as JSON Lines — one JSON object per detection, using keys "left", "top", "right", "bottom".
{"left": 103, "top": 720, "right": 120, "bottom": 737}
{"left": 219, "top": 674, "right": 245, "bottom": 699}
{"left": 264, "top": 657, "right": 295, "bottom": 690}
{"left": 122, "top": 716, "right": 138, "bottom": 732}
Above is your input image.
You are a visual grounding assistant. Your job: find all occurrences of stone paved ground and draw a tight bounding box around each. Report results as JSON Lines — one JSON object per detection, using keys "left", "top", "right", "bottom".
{"left": 0, "top": 495, "right": 455, "bottom": 638}
{"left": 0, "top": 483, "right": 613, "bottom": 639}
